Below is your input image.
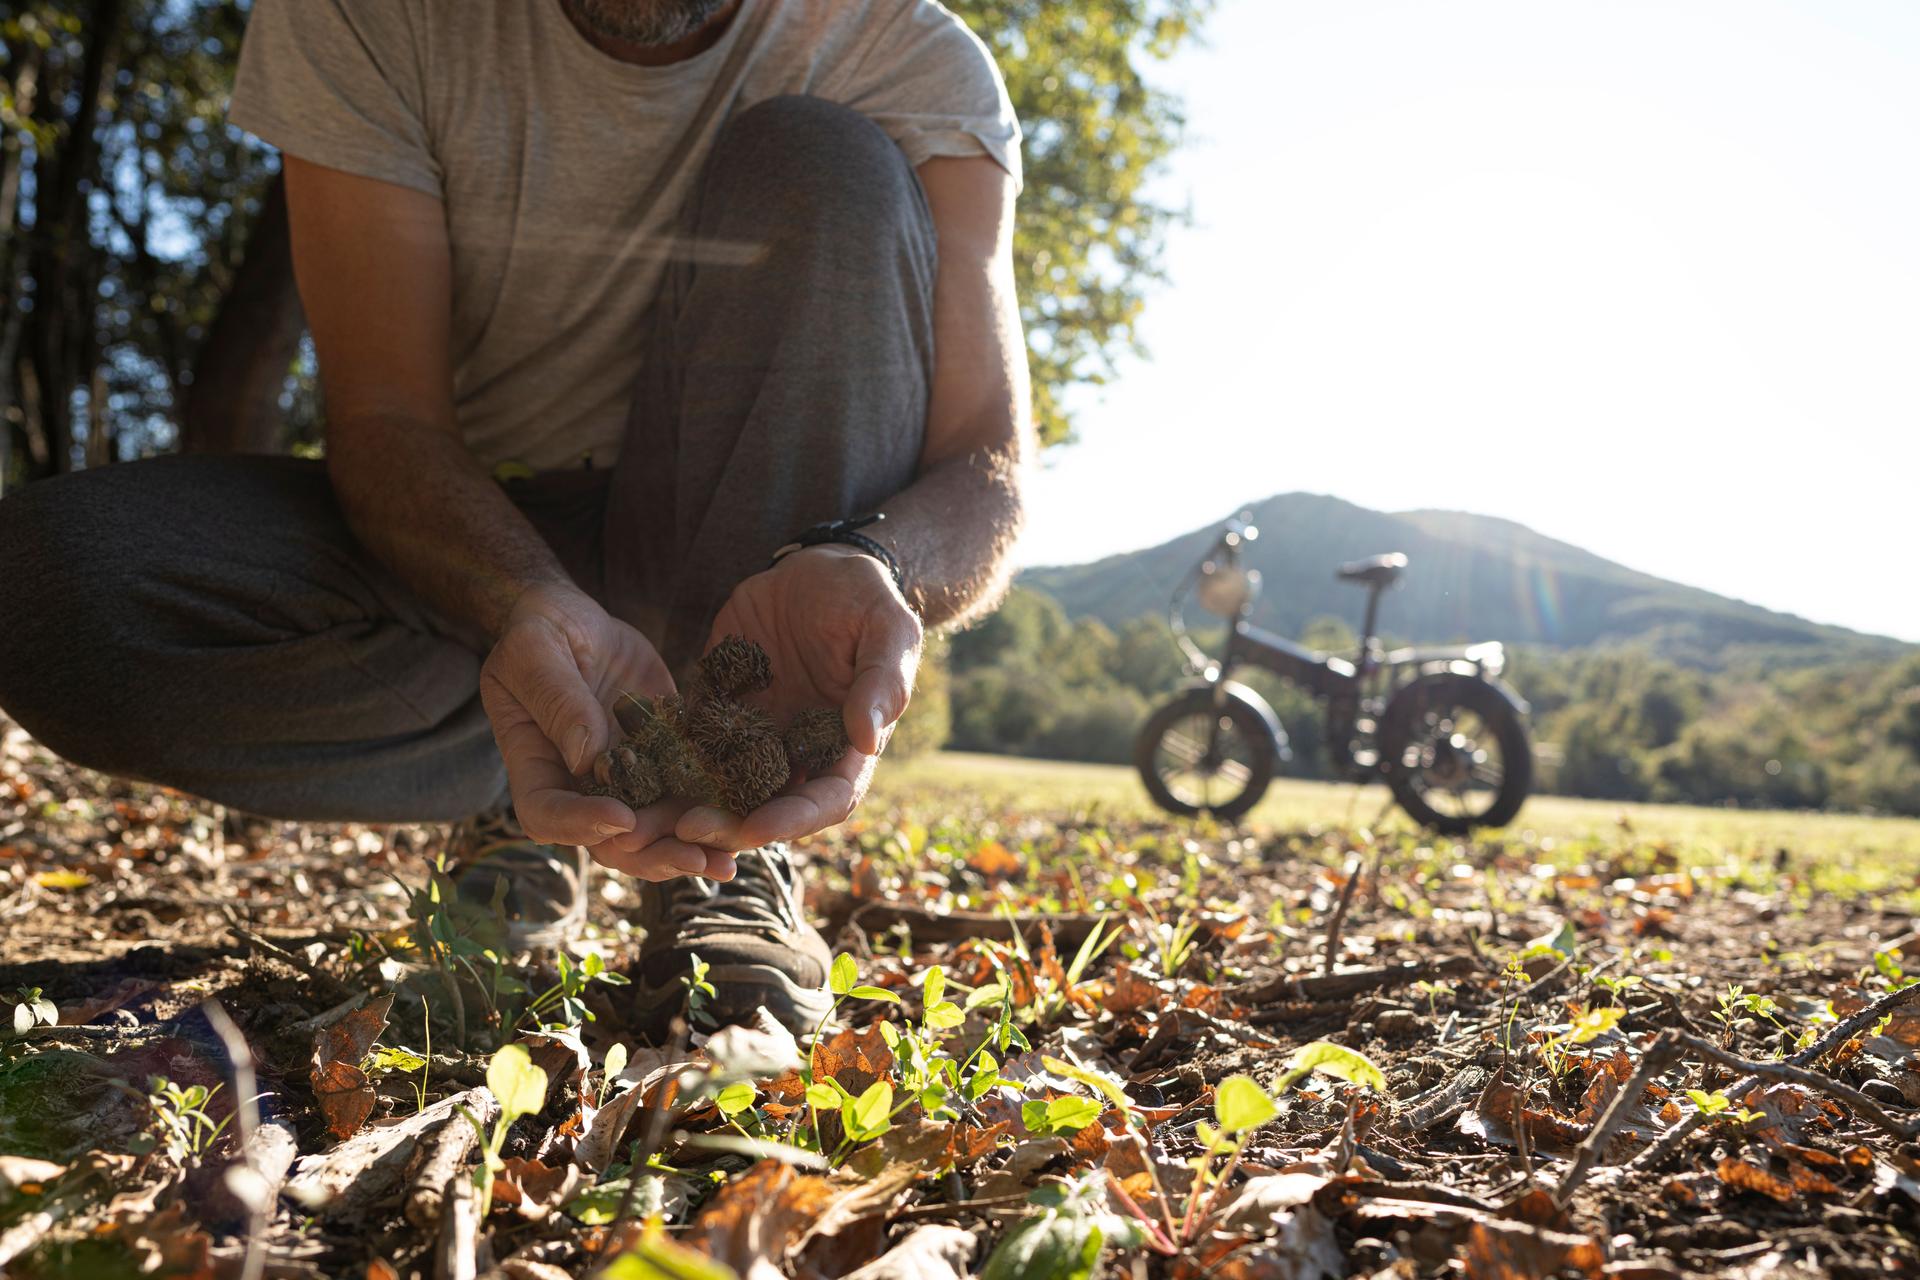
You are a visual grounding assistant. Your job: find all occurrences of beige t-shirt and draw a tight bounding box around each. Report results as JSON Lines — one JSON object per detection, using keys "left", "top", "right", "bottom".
{"left": 229, "top": 0, "right": 1020, "bottom": 472}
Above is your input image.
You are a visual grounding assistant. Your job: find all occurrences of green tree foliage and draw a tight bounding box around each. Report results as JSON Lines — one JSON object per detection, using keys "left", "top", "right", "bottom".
{"left": 2, "top": 0, "right": 1209, "bottom": 485}
{"left": 949, "top": 0, "right": 1210, "bottom": 445}
{"left": 2, "top": 0, "right": 291, "bottom": 486}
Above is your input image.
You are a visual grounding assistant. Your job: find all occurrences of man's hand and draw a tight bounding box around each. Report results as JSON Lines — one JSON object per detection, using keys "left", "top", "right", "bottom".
{"left": 478, "top": 583, "right": 735, "bottom": 881}
{"left": 674, "top": 546, "right": 922, "bottom": 852}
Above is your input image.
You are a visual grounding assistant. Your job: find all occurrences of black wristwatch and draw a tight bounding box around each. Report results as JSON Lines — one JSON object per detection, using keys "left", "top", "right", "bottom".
{"left": 770, "top": 513, "right": 906, "bottom": 594}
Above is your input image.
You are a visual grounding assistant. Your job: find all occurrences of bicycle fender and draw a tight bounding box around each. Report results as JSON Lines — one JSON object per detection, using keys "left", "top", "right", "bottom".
{"left": 1392, "top": 668, "right": 1532, "bottom": 718}
{"left": 1178, "top": 678, "right": 1292, "bottom": 762}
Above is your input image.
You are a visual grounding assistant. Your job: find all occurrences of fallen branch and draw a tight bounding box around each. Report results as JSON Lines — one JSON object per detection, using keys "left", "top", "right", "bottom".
{"left": 1555, "top": 1030, "right": 1680, "bottom": 1205}
{"left": 1671, "top": 1032, "right": 1919, "bottom": 1143}
{"left": 1321, "top": 853, "right": 1364, "bottom": 975}
{"left": 829, "top": 899, "right": 1107, "bottom": 952}
{"left": 435, "top": 1168, "right": 478, "bottom": 1280}
{"left": 1395, "top": 1065, "right": 1490, "bottom": 1137}
{"left": 1628, "top": 980, "right": 1920, "bottom": 1174}
{"left": 1231, "top": 955, "right": 1479, "bottom": 1006}
{"left": 406, "top": 1109, "right": 484, "bottom": 1231}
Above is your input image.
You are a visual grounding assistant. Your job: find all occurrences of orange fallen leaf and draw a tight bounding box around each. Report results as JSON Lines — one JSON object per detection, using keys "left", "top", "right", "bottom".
{"left": 1717, "top": 1156, "right": 1795, "bottom": 1202}
{"left": 309, "top": 994, "right": 393, "bottom": 1140}
{"left": 966, "top": 840, "right": 1020, "bottom": 877}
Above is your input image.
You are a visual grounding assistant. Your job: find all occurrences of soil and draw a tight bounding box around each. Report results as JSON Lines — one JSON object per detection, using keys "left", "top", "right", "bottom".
{"left": 2, "top": 713, "right": 1918, "bottom": 1279}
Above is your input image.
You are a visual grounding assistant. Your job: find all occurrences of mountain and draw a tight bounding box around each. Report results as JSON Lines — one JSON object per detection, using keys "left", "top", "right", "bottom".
{"left": 1019, "top": 493, "right": 1903, "bottom": 662}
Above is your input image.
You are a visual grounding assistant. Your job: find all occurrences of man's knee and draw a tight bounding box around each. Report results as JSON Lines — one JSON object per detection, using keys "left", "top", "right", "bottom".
{"left": 0, "top": 472, "right": 141, "bottom": 765}
{"left": 703, "top": 95, "right": 929, "bottom": 242}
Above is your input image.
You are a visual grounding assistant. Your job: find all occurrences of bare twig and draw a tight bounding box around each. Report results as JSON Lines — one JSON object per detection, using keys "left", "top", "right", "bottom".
{"left": 1555, "top": 1030, "right": 1680, "bottom": 1205}
{"left": 200, "top": 1000, "right": 269, "bottom": 1280}
{"left": 1321, "top": 853, "right": 1364, "bottom": 975}
{"left": 1629, "top": 981, "right": 1920, "bottom": 1174}
{"left": 1232, "top": 955, "right": 1478, "bottom": 1006}
{"left": 434, "top": 1168, "right": 477, "bottom": 1280}
{"left": 608, "top": 1016, "right": 693, "bottom": 1242}
{"left": 1670, "top": 1032, "right": 1919, "bottom": 1143}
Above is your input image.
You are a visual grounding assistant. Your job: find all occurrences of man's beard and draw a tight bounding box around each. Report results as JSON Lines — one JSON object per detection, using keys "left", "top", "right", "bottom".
{"left": 563, "top": 0, "right": 728, "bottom": 46}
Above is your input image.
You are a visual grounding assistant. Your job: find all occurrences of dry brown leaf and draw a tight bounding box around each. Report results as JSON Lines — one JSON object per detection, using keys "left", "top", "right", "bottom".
{"left": 693, "top": 1160, "right": 839, "bottom": 1280}
{"left": 1105, "top": 963, "right": 1165, "bottom": 1016}
{"left": 841, "top": 1225, "right": 975, "bottom": 1280}
{"left": 1462, "top": 1218, "right": 1606, "bottom": 1279}
{"left": 1459, "top": 1073, "right": 1589, "bottom": 1153}
{"left": 967, "top": 840, "right": 1020, "bottom": 877}
{"left": 59, "top": 976, "right": 159, "bottom": 1026}
{"left": 811, "top": 1023, "right": 895, "bottom": 1094}
{"left": 1716, "top": 1156, "right": 1796, "bottom": 1202}
{"left": 309, "top": 993, "right": 392, "bottom": 1141}
{"left": 108, "top": 1203, "right": 216, "bottom": 1280}
{"left": 366, "top": 1262, "right": 399, "bottom": 1280}
{"left": 492, "top": 1156, "right": 583, "bottom": 1219}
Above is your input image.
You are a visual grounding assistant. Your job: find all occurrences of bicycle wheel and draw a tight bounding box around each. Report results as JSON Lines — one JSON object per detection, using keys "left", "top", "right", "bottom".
{"left": 1135, "top": 687, "right": 1277, "bottom": 821}
{"left": 1380, "top": 675, "right": 1532, "bottom": 835}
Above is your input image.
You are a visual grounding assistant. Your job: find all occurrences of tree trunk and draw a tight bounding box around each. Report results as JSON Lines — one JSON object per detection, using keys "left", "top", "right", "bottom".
{"left": 179, "top": 171, "right": 305, "bottom": 454}
{"left": 20, "top": 0, "right": 125, "bottom": 474}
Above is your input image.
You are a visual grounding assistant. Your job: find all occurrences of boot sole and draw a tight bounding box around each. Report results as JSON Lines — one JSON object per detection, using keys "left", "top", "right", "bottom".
{"left": 632, "top": 962, "right": 835, "bottom": 1038}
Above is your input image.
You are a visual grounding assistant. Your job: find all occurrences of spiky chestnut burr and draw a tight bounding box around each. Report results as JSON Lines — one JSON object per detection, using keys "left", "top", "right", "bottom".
{"left": 784, "top": 707, "right": 852, "bottom": 775}
{"left": 697, "top": 634, "right": 773, "bottom": 700}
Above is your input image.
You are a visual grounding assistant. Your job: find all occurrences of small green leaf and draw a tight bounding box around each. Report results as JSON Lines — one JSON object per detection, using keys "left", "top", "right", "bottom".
{"left": 714, "top": 1083, "right": 757, "bottom": 1119}
{"left": 829, "top": 953, "right": 858, "bottom": 996}
{"left": 365, "top": 1045, "right": 428, "bottom": 1075}
{"left": 1040, "top": 1057, "right": 1135, "bottom": 1118}
{"left": 923, "top": 966, "right": 946, "bottom": 1009}
{"left": 844, "top": 1080, "right": 894, "bottom": 1140}
{"left": 1567, "top": 1006, "right": 1623, "bottom": 1045}
{"left": 1687, "top": 1089, "right": 1730, "bottom": 1115}
{"left": 805, "top": 1081, "right": 843, "bottom": 1111}
{"left": 1275, "top": 1040, "right": 1387, "bottom": 1094}
{"left": 486, "top": 1044, "right": 550, "bottom": 1123}
{"left": 604, "top": 1042, "right": 630, "bottom": 1085}
{"left": 847, "top": 985, "right": 901, "bottom": 1003}
{"left": 965, "top": 981, "right": 1008, "bottom": 1010}
{"left": 924, "top": 1001, "right": 965, "bottom": 1030}
{"left": 1214, "top": 1075, "right": 1278, "bottom": 1133}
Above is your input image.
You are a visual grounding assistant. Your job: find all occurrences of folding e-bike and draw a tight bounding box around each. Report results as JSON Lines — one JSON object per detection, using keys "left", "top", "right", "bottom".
{"left": 1134, "top": 513, "right": 1533, "bottom": 834}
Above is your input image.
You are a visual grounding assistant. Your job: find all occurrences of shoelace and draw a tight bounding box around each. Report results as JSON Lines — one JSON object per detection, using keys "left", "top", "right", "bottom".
{"left": 663, "top": 847, "right": 798, "bottom": 935}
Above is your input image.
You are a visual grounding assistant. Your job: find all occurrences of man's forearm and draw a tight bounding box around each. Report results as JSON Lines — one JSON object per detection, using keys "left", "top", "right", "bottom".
{"left": 327, "top": 417, "right": 574, "bottom": 640}
{"left": 869, "top": 442, "right": 1025, "bottom": 629}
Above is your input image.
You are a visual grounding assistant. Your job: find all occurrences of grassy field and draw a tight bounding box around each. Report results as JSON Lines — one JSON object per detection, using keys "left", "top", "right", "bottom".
{"left": 874, "top": 750, "right": 1920, "bottom": 887}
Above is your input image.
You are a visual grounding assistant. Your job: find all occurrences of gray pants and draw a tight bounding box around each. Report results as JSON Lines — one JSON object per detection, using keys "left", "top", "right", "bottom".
{"left": 0, "top": 97, "right": 935, "bottom": 823}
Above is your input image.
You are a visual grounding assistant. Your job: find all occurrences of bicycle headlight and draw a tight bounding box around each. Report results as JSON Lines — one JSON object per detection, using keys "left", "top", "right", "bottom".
{"left": 1196, "top": 562, "right": 1262, "bottom": 618}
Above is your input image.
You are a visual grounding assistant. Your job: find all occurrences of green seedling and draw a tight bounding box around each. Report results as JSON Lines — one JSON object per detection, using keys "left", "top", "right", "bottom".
{"left": 1534, "top": 1004, "right": 1624, "bottom": 1079}
{"left": 140, "top": 1076, "right": 232, "bottom": 1162}
{"left": 521, "top": 949, "right": 629, "bottom": 1032}
{"left": 600, "top": 1041, "right": 630, "bottom": 1108}
{"left": 8, "top": 987, "right": 57, "bottom": 1036}
{"left": 1687, "top": 1089, "right": 1763, "bottom": 1125}
{"left": 461, "top": 1044, "right": 549, "bottom": 1219}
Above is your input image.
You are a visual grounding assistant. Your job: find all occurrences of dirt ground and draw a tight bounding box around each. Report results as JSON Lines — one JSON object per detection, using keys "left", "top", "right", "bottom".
{"left": 3, "top": 713, "right": 1919, "bottom": 1279}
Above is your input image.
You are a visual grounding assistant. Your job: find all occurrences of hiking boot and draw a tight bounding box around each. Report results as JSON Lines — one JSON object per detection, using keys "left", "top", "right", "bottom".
{"left": 630, "top": 844, "right": 833, "bottom": 1038}
{"left": 444, "top": 810, "right": 589, "bottom": 951}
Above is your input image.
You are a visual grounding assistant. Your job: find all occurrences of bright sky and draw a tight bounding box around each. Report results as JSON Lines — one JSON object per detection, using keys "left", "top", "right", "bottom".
{"left": 1013, "top": 0, "right": 1920, "bottom": 643}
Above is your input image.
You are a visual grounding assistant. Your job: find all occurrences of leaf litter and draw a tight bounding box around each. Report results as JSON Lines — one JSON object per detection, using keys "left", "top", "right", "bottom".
{"left": 2, "top": 711, "right": 1919, "bottom": 1277}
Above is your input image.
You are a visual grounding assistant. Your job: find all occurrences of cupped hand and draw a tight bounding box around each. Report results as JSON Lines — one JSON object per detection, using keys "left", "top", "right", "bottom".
{"left": 674, "top": 546, "right": 922, "bottom": 852}
{"left": 476, "top": 582, "right": 735, "bottom": 881}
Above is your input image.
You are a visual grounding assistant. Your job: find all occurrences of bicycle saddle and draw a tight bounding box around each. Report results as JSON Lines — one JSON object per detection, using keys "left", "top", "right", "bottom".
{"left": 1337, "top": 553, "right": 1408, "bottom": 588}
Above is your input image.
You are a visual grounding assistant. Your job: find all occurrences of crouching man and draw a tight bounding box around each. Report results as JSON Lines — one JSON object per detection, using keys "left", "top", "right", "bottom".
{"left": 0, "top": 0, "right": 1030, "bottom": 1036}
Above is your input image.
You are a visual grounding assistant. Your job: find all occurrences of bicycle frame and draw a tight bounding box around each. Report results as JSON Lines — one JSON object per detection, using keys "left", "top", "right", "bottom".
{"left": 1177, "top": 519, "right": 1512, "bottom": 785}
